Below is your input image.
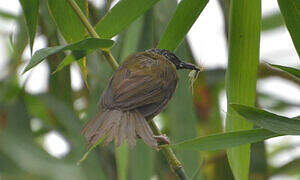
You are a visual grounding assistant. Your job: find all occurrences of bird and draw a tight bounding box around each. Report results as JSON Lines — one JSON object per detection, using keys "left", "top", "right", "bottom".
{"left": 81, "top": 48, "right": 200, "bottom": 149}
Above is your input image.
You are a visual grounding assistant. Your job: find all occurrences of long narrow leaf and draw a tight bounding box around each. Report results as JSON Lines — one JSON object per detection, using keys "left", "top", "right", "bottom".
{"left": 225, "top": 0, "right": 261, "bottom": 179}
{"left": 19, "top": 0, "right": 39, "bottom": 54}
{"left": 262, "top": 12, "right": 284, "bottom": 31}
{"left": 115, "top": 143, "right": 129, "bottom": 180}
{"left": 231, "top": 104, "right": 300, "bottom": 135}
{"left": 277, "top": 0, "right": 300, "bottom": 58}
{"left": 157, "top": 0, "right": 208, "bottom": 51}
{"left": 269, "top": 63, "right": 300, "bottom": 79}
{"left": 94, "top": 0, "right": 160, "bottom": 38}
{"left": 48, "top": 0, "right": 86, "bottom": 43}
{"left": 23, "top": 38, "right": 114, "bottom": 73}
{"left": 169, "top": 129, "right": 279, "bottom": 151}
{"left": 47, "top": 0, "right": 88, "bottom": 81}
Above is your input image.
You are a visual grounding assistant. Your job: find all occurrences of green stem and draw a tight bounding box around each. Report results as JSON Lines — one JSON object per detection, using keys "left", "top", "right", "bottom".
{"left": 66, "top": 0, "right": 119, "bottom": 70}
{"left": 148, "top": 120, "right": 188, "bottom": 180}
{"left": 67, "top": 0, "right": 188, "bottom": 179}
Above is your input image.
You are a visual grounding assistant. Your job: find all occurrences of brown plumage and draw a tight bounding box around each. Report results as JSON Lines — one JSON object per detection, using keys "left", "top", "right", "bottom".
{"left": 81, "top": 49, "right": 200, "bottom": 149}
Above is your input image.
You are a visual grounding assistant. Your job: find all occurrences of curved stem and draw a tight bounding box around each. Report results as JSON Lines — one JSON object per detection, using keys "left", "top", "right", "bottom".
{"left": 67, "top": 0, "right": 188, "bottom": 179}
{"left": 148, "top": 120, "right": 188, "bottom": 180}
{"left": 66, "top": 0, "right": 119, "bottom": 70}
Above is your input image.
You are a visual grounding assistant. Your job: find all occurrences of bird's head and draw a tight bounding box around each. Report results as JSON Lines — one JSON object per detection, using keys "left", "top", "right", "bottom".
{"left": 147, "top": 48, "right": 200, "bottom": 71}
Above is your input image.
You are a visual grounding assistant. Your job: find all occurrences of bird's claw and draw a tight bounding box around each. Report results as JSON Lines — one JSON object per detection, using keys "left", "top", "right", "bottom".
{"left": 154, "top": 134, "right": 170, "bottom": 145}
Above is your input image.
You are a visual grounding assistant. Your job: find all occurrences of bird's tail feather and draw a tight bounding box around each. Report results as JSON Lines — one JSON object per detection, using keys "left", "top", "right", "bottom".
{"left": 81, "top": 109, "right": 157, "bottom": 149}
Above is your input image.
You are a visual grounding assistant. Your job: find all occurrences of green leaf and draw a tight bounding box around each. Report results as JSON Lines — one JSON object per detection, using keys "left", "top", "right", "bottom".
{"left": 94, "top": 0, "right": 160, "bottom": 39}
{"left": 271, "top": 158, "right": 300, "bottom": 176}
{"left": 0, "top": 9, "right": 18, "bottom": 19}
{"left": 19, "top": 0, "right": 39, "bottom": 54}
{"left": 23, "top": 38, "right": 114, "bottom": 73}
{"left": 48, "top": 0, "right": 86, "bottom": 43}
{"left": 231, "top": 104, "right": 300, "bottom": 135}
{"left": 277, "top": 0, "right": 300, "bottom": 58}
{"left": 119, "top": 16, "right": 144, "bottom": 61}
{"left": 53, "top": 51, "right": 91, "bottom": 74}
{"left": 115, "top": 143, "right": 129, "bottom": 180}
{"left": 262, "top": 12, "right": 284, "bottom": 31}
{"left": 53, "top": 54, "right": 78, "bottom": 74}
{"left": 269, "top": 63, "right": 300, "bottom": 79}
{"left": 77, "top": 136, "right": 106, "bottom": 165}
{"left": 226, "top": 0, "right": 261, "bottom": 179}
{"left": 130, "top": 141, "right": 154, "bottom": 180}
{"left": 157, "top": 0, "right": 208, "bottom": 51}
{"left": 24, "top": 94, "right": 52, "bottom": 126}
{"left": 169, "top": 129, "right": 279, "bottom": 151}
{"left": 47, "top": 0, "right": 88, "bottom": 82}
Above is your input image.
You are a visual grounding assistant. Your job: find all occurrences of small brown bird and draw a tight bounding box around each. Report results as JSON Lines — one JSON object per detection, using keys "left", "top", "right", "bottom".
{"left": 82, "top": 49, "right": 200, "bottom": 149}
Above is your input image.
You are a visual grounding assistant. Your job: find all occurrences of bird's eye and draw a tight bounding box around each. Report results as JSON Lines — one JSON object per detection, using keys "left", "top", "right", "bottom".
{"left": 179, "top": 63, "right": 184, "bottom": 68}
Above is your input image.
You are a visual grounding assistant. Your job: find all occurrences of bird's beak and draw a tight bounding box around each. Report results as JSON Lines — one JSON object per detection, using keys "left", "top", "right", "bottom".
{"left": 179, "top": 62, "right": 200, "bottom": 71}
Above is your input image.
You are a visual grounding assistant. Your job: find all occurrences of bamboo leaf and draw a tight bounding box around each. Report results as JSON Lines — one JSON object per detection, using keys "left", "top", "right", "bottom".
{"left": 19, "top": 0, "right": 39, "bottom": 54}
{"left": 269, "top": 63, "right": 300, "bottom": 79}
{"left": 53, "top": 52, "right": 89, "bottom": 74}
{"left": 94, "top": 0, "right": 160, "bottom": 38}
{"left": 262, "top": 12, "right": 284, "bottom": 31}
{"left": 231, "top": 104, "right": 300, "bottom": 135}
{"left": 48, "top": 0, "right": 88, "bottom": 82}
{"left": 115, "top": 143, "right": 129, "bottom": 180}
{"left": 0, "top": 9, "right": 18, "bottom": 19}
{"left": 77, "top": 136, "right": 106, "bottom": 165}
{"left": 277, "top": 0, "right": 300, "bottom": 58}
{"left": 23, "top": 38, "right": 114, "bottom": 73}
{"left": 169, "top": 129, "right": 279, "bottom": 151}
{"left": 225, "top": 0, "right": 261, "bottom": 179}
{"left": 48, "top": 0, "right": 86, "bottom": 43}
{"left": 271, "top": 158, "right": 300, "bottom": 176}
{"left": 157, "top": 0, "right": 208, "bottom": 51}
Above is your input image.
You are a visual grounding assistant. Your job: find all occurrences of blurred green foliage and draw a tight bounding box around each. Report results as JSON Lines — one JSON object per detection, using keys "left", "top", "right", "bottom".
{"left": 0, "top": 0, "right": 299, "bottom": 180}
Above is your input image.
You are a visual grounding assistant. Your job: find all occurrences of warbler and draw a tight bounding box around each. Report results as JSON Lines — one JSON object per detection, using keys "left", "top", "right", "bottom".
{"left": 82, "top": 49, "right": 200, "bottom": 149}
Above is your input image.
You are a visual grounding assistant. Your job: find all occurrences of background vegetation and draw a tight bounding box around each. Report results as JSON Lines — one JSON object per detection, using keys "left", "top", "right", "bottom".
{"left": 0, "top": 0, "right": 299, "bottom": 180}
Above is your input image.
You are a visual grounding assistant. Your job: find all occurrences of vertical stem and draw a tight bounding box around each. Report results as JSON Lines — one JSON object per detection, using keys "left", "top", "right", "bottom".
{"left": 225, "top": 0, "right": 261, "bottom": 180}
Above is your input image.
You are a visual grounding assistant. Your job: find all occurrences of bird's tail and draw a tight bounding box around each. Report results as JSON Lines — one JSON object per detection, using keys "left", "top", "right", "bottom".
{"left": 81, "top": 109, "right": 157, "bottom": 149}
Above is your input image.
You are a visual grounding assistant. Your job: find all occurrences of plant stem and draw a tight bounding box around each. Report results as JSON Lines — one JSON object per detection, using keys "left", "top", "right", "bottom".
{"left": 148, "top": 120, "right": 188, "bottom": 180}
{"left": 66, "top": 0, "right": 119, "bottom": 71}
{"left": 67, "top": 0, "right": 188, "bottom": 179}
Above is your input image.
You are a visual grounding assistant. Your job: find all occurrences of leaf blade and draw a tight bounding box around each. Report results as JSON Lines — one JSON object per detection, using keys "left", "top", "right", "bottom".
{"left": 231, "top": 104, "right": 300, "bottom": 135}
{"left": 277, "top": 0, "right": 300, "bottom": 58}
{"left": 47, "top": 0, "right": 86, "bottom": 42}
{"left": 23, "top": 38, "right": 114, "bottom": 73}
{"left": 269, "top": 63, "right": 300, "bottom": 79}
{"left": 169, "top": 129, "right": 279, "bottom": 151}
{"left": 94, "top": 0, "right": 160, "bottom": 39}
{"left": 19, "top": 0, "right": 39, "bottom": 54}
{"left": 157, "top": 0, "right": 208, "bottom": 51}
{"left": 225, "top": 0, "right": 261, "bottom": 179}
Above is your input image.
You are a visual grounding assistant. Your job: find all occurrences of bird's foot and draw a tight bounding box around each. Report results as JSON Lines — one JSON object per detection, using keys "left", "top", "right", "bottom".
{"left": 154, "top": 134, "right": 170, "bottom": 145}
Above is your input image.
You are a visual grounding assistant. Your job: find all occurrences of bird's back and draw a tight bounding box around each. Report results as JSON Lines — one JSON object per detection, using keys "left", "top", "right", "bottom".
{"left": 100, "top": 51, "right": 179, "bottom": 118}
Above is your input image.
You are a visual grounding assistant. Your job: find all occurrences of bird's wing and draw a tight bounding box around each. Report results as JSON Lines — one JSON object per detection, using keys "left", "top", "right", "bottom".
{"left": 101, "top": 52, "right": 178, "bottom": 111}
